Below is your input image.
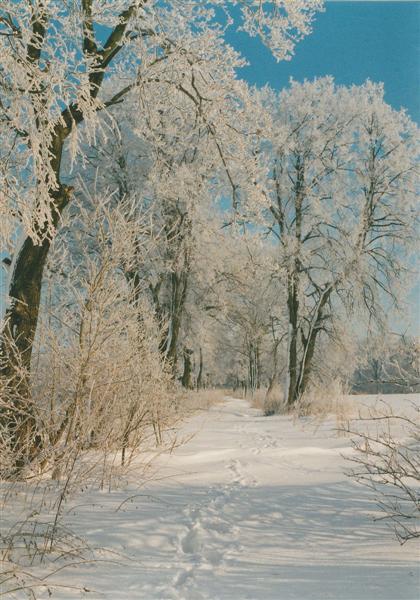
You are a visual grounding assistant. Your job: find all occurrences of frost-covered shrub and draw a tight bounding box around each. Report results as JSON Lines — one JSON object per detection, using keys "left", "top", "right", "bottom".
{"left": 346, "top": 403, "right": 420, "bottom": 544}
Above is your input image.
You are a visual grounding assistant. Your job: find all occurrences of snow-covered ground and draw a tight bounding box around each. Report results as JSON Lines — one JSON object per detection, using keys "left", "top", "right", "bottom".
{"left": 16, "top": 396, "right": 420, "bottom": 599}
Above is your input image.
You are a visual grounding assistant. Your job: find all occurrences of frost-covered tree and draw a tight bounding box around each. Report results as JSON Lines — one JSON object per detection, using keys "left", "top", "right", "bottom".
{"left": 249, "top": 78, "right": 419, "bottom": 408}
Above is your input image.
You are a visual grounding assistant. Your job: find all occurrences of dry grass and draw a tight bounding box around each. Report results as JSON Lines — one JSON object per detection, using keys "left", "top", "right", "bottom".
{"left": 245, "top": 380, "right": 354, "bottom": 423}
{"left": 296, "top": 379, "right": 354, "bottom": 427}
{"left": 263, "top": 384, "right": 285, "bottom": 415}
{"left": 178, "top": 388, "right": 229, "bottom": 414}
{"left": 248, "top": 388, "right": 267, "bottom": 410}
{"left": 244, "top": 386, "right": 286, "bottom": 416}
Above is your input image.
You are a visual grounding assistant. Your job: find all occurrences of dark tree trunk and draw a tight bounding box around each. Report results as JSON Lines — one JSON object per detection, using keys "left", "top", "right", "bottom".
{"left": 266, "top": 338, "right": 280, "bottom": 398}
{"left": 248, "top": 345, "right": 255, "bottom": 394}
{"left": 196, "top": 347, "right": 203, "bottom": 390}
{"left": 2, "top": 239, "right": 50, "bottom": 380}
{"left": 1, "top": 187, "right": 72, "bottom": 469}
{"left": 155, "top": 200, "right": 191, "bottom": 377}
{"left": 165, "top": 271, "right": 188, "bottom": 376}
{"left": 285, "top": 156, "right": 304, "bottom": 408}
{"left": 295, "top": 287, "right": 332, "bottom": 401}
{"left": 247, "top": 341, "right": 261, "bottom": 395}
{"left": 181, "top": 347, "right": 193, "bottom": 389}
{"left": 256, "top": 344, "right": 261, "bottom": 389}
{"left": 1, "top": 239, "right": 50, "bottom": 468}
{"left": 286, "top": 273, "right": 300, "bottom": 407}
{"left": 233, "top": 376, "right": 239, "bottom": 393}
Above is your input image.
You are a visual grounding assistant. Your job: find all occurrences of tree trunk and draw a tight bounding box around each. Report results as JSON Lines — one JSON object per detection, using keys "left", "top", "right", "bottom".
{"left": 295, "top": 287, "right": 332, "bottom": 401}
{"left": 1, "top": 239, "right": 50, "bottom": 469}
{"left": 285, "top": 156, "right": 304, "bottom": 408}
{"left": 248, "top": 343, "right": 256, "bottom": 395}
{"left": 0, "top": 187, "right": 71, "bottom": 472}
{"left": 165, "top": 271, "right": 188, "bottom": 377}
{"left": 196, "top": 347, "right": 203, "bottom": 390}
{"left": 0, "top": 8, "right": 136, "bottom": 475}
{"left": 256, "top": 344, "right": 261, "bottom": 389}
{"left": 266, "top": 338, "right": 280, "bottom": 397}
{"left": 285, "top": 273, "right": 299, "bottom": 407}
{"left": 181, "top": 347, "right": 193, "bottom": 389}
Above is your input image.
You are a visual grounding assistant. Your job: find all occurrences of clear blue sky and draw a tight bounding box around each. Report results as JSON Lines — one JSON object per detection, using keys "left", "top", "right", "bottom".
{"left": 227, "top": 1, "right": 420, "bottom": 124}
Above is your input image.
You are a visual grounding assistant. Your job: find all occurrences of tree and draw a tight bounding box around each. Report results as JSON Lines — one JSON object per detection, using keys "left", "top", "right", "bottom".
{"left": 247, "top": 78, "right": 418, "bottom": 408}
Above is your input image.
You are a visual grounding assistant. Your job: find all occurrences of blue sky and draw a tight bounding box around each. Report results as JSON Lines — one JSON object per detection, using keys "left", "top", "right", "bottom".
{"left": 228, "top": 1, "right": 420, "bottom": 125}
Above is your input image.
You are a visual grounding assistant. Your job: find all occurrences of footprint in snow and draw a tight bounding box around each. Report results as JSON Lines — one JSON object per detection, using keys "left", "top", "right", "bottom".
{"left": 181, "top": 523, "right": 202, "bottom": 554}
{"left": 202, "top": 548, "right": 223, "bottom": 565}
{"left": 173, "top": 567, "right": 194, "bottom": 587}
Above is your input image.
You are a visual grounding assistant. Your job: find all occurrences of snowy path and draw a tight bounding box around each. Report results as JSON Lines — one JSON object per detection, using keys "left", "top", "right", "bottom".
{"left": 47, "top": 397, "right": 419, "bottom": 599}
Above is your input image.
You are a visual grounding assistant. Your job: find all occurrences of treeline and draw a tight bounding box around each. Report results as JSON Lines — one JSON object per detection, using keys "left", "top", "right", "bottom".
{"left": 351, "top": 336, "right": 420, "bottom": 394}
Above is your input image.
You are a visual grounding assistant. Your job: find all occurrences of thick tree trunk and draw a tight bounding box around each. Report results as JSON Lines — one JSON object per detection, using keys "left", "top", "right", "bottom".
{"left": 1, "top": 238, "right": 50, "bottom": 468}
{"left": 157, "top": 200, "right": 191, "bottom": 378}
{"left": 2, "top": 239, "right": 50, "bottom": 378}
{"left": 1, "top": 187, "right": 71, "bottom": 471}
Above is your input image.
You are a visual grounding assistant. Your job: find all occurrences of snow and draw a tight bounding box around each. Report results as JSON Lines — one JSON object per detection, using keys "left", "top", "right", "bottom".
{"left": 18, "top": 396, "right": 420, "bottom": 599}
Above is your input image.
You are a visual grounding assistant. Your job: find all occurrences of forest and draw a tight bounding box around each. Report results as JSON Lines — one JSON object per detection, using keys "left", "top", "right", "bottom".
{"left": 0, "top": 2, "right": 419, "bottom": 599}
